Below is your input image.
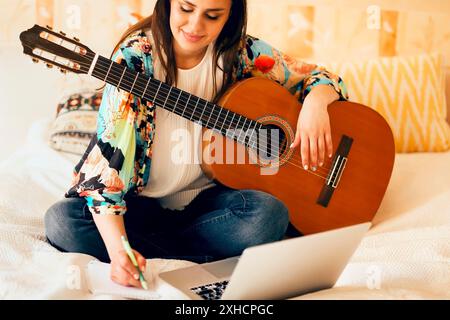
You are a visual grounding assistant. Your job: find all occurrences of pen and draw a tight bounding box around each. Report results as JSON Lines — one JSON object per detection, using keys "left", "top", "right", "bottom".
{"left": 121, "top": 235, "right": 148, "bottom": 290}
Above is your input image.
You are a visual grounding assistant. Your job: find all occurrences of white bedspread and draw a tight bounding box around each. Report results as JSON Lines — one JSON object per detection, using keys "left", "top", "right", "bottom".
{"left": 0, "top": 118, "right": 195, "bottom": 299}
{"left": 0, "top": 118, "right": 449, "bottom": 299}
{"left": 296, "top": 146, "right": 450, "bottom": 299}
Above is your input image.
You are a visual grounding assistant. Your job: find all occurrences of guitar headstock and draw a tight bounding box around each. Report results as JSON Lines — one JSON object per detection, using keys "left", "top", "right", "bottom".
{"left": 19, "top": 24, "right": 94, "bottom": 74}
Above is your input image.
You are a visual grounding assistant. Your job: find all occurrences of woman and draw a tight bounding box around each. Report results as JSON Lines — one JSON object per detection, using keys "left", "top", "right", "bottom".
{"left": 45, "top": 0, "right": 348, "bottom": 288}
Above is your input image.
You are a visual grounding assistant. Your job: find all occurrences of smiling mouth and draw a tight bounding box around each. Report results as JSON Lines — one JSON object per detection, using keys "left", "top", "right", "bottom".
{"left": 182, "top": 30, "right": 204, "bottom": 42}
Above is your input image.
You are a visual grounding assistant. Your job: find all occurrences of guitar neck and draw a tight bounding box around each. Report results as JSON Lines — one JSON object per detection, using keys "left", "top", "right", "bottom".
{"left": 19, "top": 24, "right": 262, "bottom": 148}
{"left": 89, "top": 55, "right": 262, "bottom": 145}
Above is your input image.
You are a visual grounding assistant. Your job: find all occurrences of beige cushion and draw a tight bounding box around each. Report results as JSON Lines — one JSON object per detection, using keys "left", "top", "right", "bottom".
{"left": 49, "top": 90, "right": 102, "bottom": 155}
{"left": 324, "top": 53, "right": 450, "bottom": 153}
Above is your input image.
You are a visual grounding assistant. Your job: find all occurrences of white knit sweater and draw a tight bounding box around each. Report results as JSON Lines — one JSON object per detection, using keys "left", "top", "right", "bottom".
{"left": 140, "top": 40, "right": 223, "bottom": 210}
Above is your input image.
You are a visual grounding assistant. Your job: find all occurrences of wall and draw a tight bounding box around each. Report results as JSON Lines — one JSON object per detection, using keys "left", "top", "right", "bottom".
{"left": 0, "top": 0, "right": 449, "bottom": 160}
{"left": 2, "top": 1, "right": 449, "bottom": 60}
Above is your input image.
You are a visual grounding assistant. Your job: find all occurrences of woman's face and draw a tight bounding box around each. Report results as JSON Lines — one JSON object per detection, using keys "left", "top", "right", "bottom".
{"left": 170, "top": 0, "right": 232, "bottom": 56}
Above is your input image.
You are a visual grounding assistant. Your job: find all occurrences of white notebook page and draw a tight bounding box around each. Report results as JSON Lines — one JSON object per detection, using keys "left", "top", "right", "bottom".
{"left": 86, "top": 260, "right": 161, "bottom": 300}
{"left": 85, "top": 259, "right": 198, "bottom": 300}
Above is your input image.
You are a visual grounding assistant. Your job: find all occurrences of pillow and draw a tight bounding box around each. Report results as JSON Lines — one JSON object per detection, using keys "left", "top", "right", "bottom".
{"left": 49, "top": 90, "right": 102, "bottom": 155}
{"left": 323, "top": 53, "right": 450, "bottom": 153}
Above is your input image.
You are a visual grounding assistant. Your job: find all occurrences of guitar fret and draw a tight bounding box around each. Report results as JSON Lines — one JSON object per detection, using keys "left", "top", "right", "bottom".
{"left": 162, "top": 87, "right": 173, "bottom": 109}
{"left": 220, "top": 109, "right": 230, "bottom": 133}
{"left": 117, "top": 67, "right": 127, "bottom": 89}
{"left": 87, "top": 53, "right": 99, "bottom": 76}
{"left": 190, "top": 97, "right": 200, "bottom": 121}
{"left": 104, "top": 60, "right": 113, "bottom": 82}
{"left": 225, "top": 112, "right": 236, "bottom": 140}
{"left": 151, "top": 81, "right": 161, "bottom": 105}
{"left": 199, "top": 99, "right": 206, "bottom": 125}
{"left": 242, "top": 119, "right": 249, "bottom": 144}
{"left": 248, "top": 122, "right": 257, "bottom": 148}
{"left": 130, "top": 73, "right": 139, "bottom": 94}
{"left": 235, "top": 115, "right": 243, "bottom": 138}
{"left": 181, "top": 94, "right": 191, "bottom": 118}
{"left": 228, "top": 112, "right": 236, "bottom": 130}
{"left": 206, "top": 104, "right": 215, "bottom": 128}
{"left": 173, "top": 90, "right": 182, "bottom": 113}
{"left": 213, "top": 107, "right": 222, "bottom": 131}
{"left": 236, "top": 116, "right": 245, "bottom": 143}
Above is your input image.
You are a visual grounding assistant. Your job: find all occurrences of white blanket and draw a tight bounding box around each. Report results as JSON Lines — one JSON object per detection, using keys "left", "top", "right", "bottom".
{"left": 297, "top": 149, "right": 450, "bottom": 299}
{"left": 0, "top": 119, "right": 195, "bottom": 299}
{"left": 1, "top": 118, "right": 449, "bottom": 299}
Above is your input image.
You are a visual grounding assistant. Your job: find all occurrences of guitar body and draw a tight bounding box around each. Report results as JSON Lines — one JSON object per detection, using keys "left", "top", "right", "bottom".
{"left": 201, "top": 77, "right": 395, "bottom": 235}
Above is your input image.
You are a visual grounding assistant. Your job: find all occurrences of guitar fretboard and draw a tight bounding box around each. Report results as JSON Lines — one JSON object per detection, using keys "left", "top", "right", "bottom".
{"left": 90, "top": 55, "right": 262, "bottom": 148}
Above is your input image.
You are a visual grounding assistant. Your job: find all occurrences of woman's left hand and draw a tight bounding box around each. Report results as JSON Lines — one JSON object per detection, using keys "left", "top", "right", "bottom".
{"left": 290, "top": 99, "right": 333, "bottom": 171}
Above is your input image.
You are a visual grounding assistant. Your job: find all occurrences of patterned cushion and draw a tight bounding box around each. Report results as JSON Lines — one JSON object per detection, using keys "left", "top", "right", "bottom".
{"left": 323, "top": 53, "right": 450, "bottom": 153}
{"left": 49, "top": 90, "right": 102, "bottom": 155}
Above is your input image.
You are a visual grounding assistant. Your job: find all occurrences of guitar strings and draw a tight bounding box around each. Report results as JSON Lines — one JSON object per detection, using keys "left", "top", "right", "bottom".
{"left": 81, "top": 49, "right": 334, "bottom": 179}
{"left": 25, "top": 40, "right": 334, "bottom": 175}
{"left": 64, "top": 47, "right": 334, "bottom": 176}
{"left": 88, "top": 53, "right": 335, "bottom": 174}
{"left": 84, "top": 54, "right": 334, "bottom": 178}
{"left": 82, "top": 52, "right": 334, "bottom": 175}
{"left": 79, "top": 50, "right": 333, "bottom": 179}
{"left": 23, "top": 43, "right": 334, "bottom": 180}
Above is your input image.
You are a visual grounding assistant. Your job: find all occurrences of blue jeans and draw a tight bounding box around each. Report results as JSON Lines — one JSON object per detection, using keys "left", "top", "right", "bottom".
{"left": 44, "top": 185, "right": 289, "bottom": 263}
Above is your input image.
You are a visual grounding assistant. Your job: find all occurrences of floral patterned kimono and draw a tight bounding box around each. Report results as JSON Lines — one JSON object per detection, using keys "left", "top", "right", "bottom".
{"left": 66, "top": 30, "right": 348, "bottom": 216}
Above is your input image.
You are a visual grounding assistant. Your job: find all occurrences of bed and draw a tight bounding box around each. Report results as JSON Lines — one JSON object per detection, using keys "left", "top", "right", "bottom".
{"left": 0, "top": 115, "right": 449, "bottom": 300}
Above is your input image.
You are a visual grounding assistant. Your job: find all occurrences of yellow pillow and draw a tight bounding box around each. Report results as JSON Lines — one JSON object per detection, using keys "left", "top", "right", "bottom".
{"left": 324, "top": 53, "right": 450, "bottom": 153}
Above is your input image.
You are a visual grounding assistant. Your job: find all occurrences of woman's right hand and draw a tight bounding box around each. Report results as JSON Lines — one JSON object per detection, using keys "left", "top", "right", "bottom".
{"left": 110, "top": 249, "right": 147, "bottom": 288}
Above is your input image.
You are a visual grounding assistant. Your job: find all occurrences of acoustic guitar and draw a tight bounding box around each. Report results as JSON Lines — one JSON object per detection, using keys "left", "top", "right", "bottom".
{"left": 20, "top": 25, "right": 395, "bottom": 234}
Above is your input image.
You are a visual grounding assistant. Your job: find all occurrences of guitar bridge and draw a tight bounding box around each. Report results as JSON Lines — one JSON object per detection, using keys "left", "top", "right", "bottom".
{"left": 317, "top": 135, "right": 353, "bottom": 207}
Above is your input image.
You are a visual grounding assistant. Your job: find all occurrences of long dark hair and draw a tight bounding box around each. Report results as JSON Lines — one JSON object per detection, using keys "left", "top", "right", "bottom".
{"left": 110, "top": 0, "right": 247, "bottom": 102}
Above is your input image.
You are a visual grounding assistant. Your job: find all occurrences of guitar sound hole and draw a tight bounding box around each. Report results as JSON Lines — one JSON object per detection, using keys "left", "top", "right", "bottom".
{"left": 255, "top": 124, "right": 287, "bottom": 161}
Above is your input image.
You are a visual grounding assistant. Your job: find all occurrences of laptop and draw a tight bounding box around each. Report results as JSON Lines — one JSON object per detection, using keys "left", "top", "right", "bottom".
{"left": 159, "top": 222, "right": 371, "bottom": 300}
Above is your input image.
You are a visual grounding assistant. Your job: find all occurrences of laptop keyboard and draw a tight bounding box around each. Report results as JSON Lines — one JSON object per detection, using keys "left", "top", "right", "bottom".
{"left": 190, "top": 280, "right": 229, "bottom": 300}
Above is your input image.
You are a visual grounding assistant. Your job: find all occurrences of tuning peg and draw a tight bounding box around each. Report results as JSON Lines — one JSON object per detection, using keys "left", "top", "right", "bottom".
{"left": 59, "top": 31, "right": 66, "bottom": 36}
{"left": 32, "top": 58, "right": 39, "bottom": 64}
{"left": 59, "top": 68, "right": 68, "bottom": 74}
{"left": 46, "top": 25, "right": 53, "bottom": 31}
{"left": 73, "top": 37, "right": 80, "bottom": 42}
{"left": 46, "top": 63, "right": 54, "bottom": 69}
